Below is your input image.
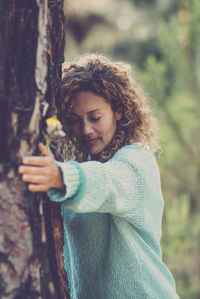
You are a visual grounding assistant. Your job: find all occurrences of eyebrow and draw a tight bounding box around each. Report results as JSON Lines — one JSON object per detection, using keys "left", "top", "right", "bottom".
{"left": 69, "top": 109, "right": 102, "bottom": 117}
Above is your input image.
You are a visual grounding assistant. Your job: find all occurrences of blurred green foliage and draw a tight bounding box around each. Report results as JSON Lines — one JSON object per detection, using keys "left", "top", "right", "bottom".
{"left": 64, "top": 0, "right": 200, "bottom": 297}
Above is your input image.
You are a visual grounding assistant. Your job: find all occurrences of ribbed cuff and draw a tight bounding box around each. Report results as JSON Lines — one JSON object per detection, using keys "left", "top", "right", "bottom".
{"left": 47, "top": 160, "right": 80, "bottom": 202}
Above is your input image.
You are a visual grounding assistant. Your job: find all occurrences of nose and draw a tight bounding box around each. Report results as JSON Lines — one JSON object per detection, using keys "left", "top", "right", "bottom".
{"left": 82, "top": 120, "right": 94, "bottom": 136}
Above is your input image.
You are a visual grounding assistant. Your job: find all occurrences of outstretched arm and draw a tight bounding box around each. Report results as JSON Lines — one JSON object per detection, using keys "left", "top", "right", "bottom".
{"left": 18, "top": 143, "right": 64, "bottom": 192}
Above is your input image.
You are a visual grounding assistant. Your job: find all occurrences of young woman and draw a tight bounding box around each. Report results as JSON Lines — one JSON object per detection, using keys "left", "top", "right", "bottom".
{"left": 19, "top": 55, "right": 179, "bottom": 299}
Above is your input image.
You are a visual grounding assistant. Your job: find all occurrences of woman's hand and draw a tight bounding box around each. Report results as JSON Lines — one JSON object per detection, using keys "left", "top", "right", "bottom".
{"left": 18, "top": 143, "right": 64, "bottom": 192}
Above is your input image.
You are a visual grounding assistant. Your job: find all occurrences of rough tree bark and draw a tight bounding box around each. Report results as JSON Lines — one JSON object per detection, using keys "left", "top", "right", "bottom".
{"left": 0, "top": 0, "right": 69, "bottom": 298}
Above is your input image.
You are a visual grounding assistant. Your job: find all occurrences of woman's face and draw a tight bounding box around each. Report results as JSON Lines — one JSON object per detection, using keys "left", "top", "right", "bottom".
{"left": 68, "top": 91, "right": 121, "bottom": 156}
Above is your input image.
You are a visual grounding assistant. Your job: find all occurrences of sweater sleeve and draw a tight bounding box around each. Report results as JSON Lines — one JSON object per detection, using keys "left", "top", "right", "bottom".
{"left": 47, "top": 145, "right": 162, "bottom": 228}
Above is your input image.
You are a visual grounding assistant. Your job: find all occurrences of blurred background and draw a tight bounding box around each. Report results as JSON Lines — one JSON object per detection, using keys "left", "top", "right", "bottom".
{"left": 63, "top": 0, "right": 200, "bottom": 298}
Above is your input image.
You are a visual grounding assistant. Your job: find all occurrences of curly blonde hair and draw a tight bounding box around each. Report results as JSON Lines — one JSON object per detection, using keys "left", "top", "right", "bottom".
{"left": 57, "top": 54, "right": 159, "bottom": 162}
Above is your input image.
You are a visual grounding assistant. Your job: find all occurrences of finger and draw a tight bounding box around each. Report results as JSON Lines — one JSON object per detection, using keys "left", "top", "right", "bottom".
{"left": 19, "top": 165, "right": 51, "bottom": 175}
{"left": 22, "top": 174, "right": 46, "bottom": 184}
{"left": 19, "top": 165, "right": 43, "bottom": 175}
{"left": 22, "top": 156, "right": 52, "bottom": 166}
{"left": 38, "top": 143, "right": 53, "bottom": 157}
{"left": 28, "top": 183, "right": 48, "bottom": 192}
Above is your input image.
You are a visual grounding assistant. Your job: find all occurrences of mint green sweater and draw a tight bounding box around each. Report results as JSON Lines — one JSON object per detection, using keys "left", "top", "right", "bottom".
{"left": 47, "top": 144, "right": 179, "bottom": 299}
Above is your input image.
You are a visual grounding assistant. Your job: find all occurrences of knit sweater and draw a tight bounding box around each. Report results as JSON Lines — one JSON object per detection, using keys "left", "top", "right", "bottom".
{"left": 47, "top": 143, "right": 179, "bottom": 299}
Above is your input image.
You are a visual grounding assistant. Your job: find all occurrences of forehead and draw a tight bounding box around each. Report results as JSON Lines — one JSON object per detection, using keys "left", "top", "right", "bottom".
{"left": 71, "top": 91, "right": 111, "bottom": 114}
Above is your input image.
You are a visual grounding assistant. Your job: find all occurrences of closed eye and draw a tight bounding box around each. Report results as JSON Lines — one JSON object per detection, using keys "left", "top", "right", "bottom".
{"left": 90, "top": 116, "right": 101, "bottom": 122}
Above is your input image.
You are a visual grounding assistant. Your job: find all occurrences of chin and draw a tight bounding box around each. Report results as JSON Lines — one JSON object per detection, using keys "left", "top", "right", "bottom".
{"left": 90, "top": 149, "right": 100, "bottom": 155}
{"left": 89, "top": 146, "right": 104, "bottom": 156}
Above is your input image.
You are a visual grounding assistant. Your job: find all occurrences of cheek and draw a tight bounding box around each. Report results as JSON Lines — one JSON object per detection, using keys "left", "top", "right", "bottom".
{"left": 102, "top": 120, "right": 117, "bottom": 140}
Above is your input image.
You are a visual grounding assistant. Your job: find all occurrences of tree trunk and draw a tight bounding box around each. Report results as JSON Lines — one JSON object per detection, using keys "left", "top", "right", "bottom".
{"left": 0, "top": 0, "right": 69, "bottom": 298}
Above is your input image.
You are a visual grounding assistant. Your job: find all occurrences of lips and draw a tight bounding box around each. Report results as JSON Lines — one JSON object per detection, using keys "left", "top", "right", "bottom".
{"left": 83, "top": 137, "right": 99, "bottom": 146}
{"left": 87, "top": 138, "right": 98, "bottom": 144}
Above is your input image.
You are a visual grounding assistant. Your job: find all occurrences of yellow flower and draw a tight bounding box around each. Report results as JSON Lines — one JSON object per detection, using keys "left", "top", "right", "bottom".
{"left": 41, "top": 115, "right": 65, "bottom": 155}
{"left": 46, "top": 116, "right": 61, "bottom": 127}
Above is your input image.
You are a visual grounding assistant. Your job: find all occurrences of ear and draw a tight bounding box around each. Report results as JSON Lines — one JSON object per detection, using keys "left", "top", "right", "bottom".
{"left": 115, "top": 108, "right": 122, "bottom": 121}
